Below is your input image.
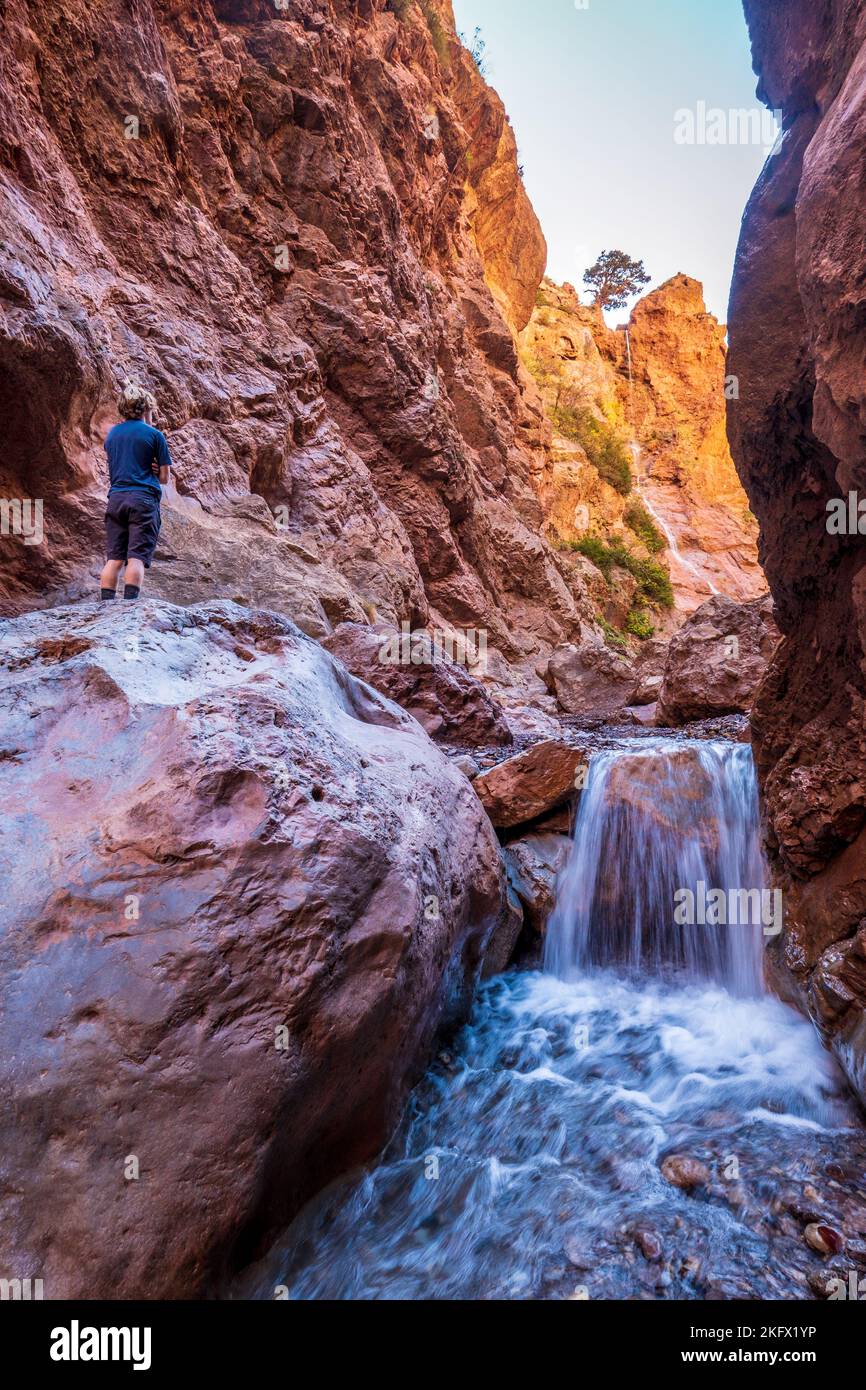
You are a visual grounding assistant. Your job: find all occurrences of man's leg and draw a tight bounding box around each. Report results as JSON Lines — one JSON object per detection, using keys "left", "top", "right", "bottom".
{"left": 124, "top": 557, "right": 145, "bottom": 599}
{"left": 124, "top": 493, "right": 160, "bottom": 599}
{"left": 99, "top": 558, "right": 124, "bottom": 599}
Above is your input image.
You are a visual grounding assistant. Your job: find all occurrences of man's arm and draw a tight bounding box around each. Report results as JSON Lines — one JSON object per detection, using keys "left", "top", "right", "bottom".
{"left": 156, "top": 431, "right": 172, "bottom": 487}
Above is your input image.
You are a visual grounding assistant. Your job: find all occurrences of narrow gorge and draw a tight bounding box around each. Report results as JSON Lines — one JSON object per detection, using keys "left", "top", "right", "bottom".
{"left": 0, "top": 0, "right": 865, "bottom": 1322}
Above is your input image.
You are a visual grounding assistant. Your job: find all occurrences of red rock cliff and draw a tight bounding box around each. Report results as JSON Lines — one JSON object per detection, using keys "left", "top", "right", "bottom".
{"left": 729, "top": 0, "right": 866, "bottom": 1099}
{"left": 0, "top": 0, "right": 585, "bottom": 664}
{"left": 522, "top": 274, "right": 763, "bottom": 619}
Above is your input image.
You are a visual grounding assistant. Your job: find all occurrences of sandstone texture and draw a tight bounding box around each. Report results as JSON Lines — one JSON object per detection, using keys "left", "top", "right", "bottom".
{"left": 0, "top": 0, "right": 592, "bottom": 671}
{"left": 729, "top": 0, "right": 866, "bottom": 1101}
{"left": 544, "top": 633, "right": 637, "bottom": 718}
{"left": 322, "top": 621, "right": 512, "bottom": 746}
{"left": 657, "top": 593, "right": 780, "bottom": 726}
{"left": 624, "top": 276, "right": 762, "bottom": 611}
{"left": 472, "top": 740, "right": 586, "bottom": 830}
{"left": 522, "top": 276, "right": 764, "bottom": 619}
{"left": 0, "top": 597, "right": 504, "bottom": 1297}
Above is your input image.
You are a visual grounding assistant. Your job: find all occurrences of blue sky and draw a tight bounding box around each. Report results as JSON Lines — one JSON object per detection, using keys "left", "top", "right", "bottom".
{"left": 451, "top": 0, "right": 770, "bottom": 325}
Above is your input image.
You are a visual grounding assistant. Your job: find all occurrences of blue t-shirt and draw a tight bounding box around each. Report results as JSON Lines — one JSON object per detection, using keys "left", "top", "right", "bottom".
{"left": 105, "top": 420, "right": 172, "bottom": 497}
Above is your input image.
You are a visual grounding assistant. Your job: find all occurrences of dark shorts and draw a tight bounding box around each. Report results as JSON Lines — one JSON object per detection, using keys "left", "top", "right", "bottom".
{"left": 105, "top": 490, "right": 161, "bottom": 568}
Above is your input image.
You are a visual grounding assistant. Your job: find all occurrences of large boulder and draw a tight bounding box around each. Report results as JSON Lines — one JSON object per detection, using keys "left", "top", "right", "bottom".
{"left": 473, "top": 741, "right": 587, "bottom": 829}
{"left": 658, "top": 594, "right": 780, "bottom": 726}
{"left": 544, "top": 634, "right": 637, "bottom": 717}
{"left": 0, "top": 599, "right": 504, "bottom": 1298}
{"left": 322, "top": 622, "right": 512, "bottom": 747}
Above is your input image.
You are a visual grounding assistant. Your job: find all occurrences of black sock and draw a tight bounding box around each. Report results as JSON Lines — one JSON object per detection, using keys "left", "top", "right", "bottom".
{"left": 123, "top": 585, "right": 141, "bottom": 601}
{"left": 100, "top": 588, "right": 117, "bottom": 601}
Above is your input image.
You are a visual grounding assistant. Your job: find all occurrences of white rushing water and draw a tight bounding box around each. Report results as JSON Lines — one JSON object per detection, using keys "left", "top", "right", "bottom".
{"left": 630, "top": 442, "right": 720, "bottom": 599}
{"left": 544, "top": 741, "right": 765, "bottom": 995}
{"left": 249, "top": 739, "right": 866, "bottom": 1301}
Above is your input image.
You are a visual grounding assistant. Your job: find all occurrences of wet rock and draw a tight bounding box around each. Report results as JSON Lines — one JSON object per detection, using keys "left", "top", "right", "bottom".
{"left": 634, "top": 1228, "right": 663, "bottom": 1262}
{"left": 602, "top": 747, "right": 717, "bottom": 845}
{"left": 0, "top": 598, "right": 505, "bottom": 1298}
{"left": 722, "top": 1183, "right": 749, "bottom": 1210}
{"left": 529, "top": 803, "right": 575, "bottom": 836}
{"left": 481, "top": 883, "right": 525, "bottom": 980}
{"left": 804, "top": 1223, "right": 845, "bottom": 1256}
{"left": 323, "top": 623, "right": 512, "bottom": 748}
{"left": 783, "top": 1190, "right": 828, "bottom": 1224}
{"left": 657, "top": 594, "right": 780, "bottom": 726}
{"left": 808, "top": 1270, "right": 843, "bottom": 1300}
{"left": 501, "top": 834, "right": 572, "bottom": 936}
{"left": 472, "top": 740, "right": 587, "bottom": 829}
{"left": 661, "top": 1155, "right": 711, "bottom": 1190}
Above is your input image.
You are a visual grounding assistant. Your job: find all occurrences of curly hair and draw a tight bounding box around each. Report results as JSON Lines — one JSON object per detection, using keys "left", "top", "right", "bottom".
{"left": 118, "top": 381, "right": 157, "bottom": 420}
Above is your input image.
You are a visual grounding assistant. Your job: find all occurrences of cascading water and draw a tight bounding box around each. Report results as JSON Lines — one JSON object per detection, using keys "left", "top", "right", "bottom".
{"left": 544, "top": 741, "right": 765, "bottom": 996}
{"left": 630, "top": 441, "right": 720, "bottom": 599}
{"left": 243, "top": 739, "right": 866, "bottom": 1302}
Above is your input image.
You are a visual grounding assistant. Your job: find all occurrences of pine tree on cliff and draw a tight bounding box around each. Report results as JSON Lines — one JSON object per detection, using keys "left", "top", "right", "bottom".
{"left": 583, "top": 251, "right": 650, "bottom": 310}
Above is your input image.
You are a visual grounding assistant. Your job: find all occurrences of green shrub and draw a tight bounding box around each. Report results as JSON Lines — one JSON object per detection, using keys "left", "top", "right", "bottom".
{"left": 627, "top": 553, "right": 674, "bottom": 608}
{"left": 553, "top": 406, "right": 632, "bottom": 495}
{"left": 571, "top": 535, "right": 615, "bottom": 580}
{"left": 623, "top": 501, "right": 665, "bottom": 554}
{"left": 390, "top": 0, "right": 413, "bottom": 16}
{"left": 568, "top": 535, "right": 674, "bottom": 611}
{"left": 625, "top": 608, "right": 656, "bottom": 640}
{"left": 597, "top": 617, "right": 629, "bottom": 652}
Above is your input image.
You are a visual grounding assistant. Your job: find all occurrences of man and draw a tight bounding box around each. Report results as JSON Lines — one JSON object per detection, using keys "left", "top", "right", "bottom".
{"left": 99, "top": 382, "right": 173, "bottom": 600}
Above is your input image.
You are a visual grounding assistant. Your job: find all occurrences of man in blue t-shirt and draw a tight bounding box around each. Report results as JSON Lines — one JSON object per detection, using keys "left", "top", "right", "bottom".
{"left": 99, "top": 383, "right": 174, "bottom": 600}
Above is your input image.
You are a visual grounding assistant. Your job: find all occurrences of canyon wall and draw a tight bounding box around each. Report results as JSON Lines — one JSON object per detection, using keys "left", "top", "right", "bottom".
{"left": 0, "top": 0, "right": 592, "bottom": 667}
{"left": 729, "top": 0, "right": 866, "bottom": 1099}
{"left": 523, "top": 274, "right": 763, "bottom": 618}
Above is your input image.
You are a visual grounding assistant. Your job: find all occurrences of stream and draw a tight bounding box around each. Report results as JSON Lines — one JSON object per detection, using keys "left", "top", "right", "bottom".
{"left": 249, "top": 738, "right": 866, "bottom": 1300}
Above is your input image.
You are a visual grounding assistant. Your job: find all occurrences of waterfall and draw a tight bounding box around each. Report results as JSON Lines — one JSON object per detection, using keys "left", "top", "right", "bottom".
{"left": 250, "top": 734, "right": 866, "bottom": 1303}
{"left": 630, "top": 441, "right": 720, "bottom": 598}
{"left": 544, "top": 740, "right": 766, "bottom": 996}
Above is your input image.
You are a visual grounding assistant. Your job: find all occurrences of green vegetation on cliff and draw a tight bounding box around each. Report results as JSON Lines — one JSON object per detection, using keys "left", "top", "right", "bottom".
{"left": 553, "top": 406, "right": 633, "bottom": 495}
{"left": 623, "top": 501, "right": 665, "bottom": 554}
{"left": 568, "top": 535, "right": 674, "bottom": 611}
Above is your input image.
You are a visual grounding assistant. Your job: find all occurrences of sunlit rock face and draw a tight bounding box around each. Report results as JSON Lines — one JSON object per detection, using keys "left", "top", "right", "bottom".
{"left": 0, "top": 0, "right": 592, "bottom": 667}
{"left": 729, "top": 0, "right": 866, "bottom": 1101}
{"left": 521, "top": 275, "right": 764, "bottom": 617}
{"left": 0, "top": 598, "right": 505, "bottom": 1296}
